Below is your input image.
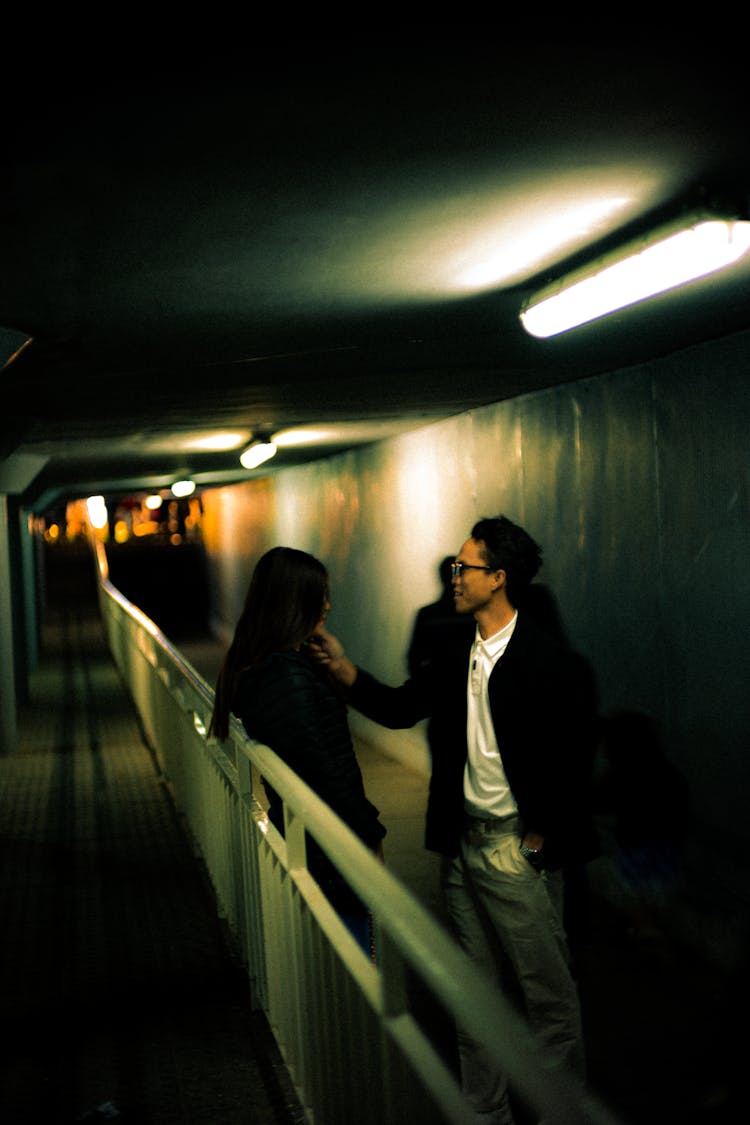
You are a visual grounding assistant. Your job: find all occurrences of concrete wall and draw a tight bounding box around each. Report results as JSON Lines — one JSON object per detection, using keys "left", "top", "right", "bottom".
{"left": 200, "top": 327, "right": 750, "bottom": 922}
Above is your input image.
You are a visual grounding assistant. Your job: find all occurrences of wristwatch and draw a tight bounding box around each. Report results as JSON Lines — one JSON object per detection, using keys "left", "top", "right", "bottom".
{"left": 519, "top": 841, "right": 545, "bottom": 870}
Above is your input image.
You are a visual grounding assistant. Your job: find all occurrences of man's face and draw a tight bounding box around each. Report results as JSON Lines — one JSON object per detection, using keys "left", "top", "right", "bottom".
{"left": 452, "top": 538, "right": 498, "bottom": 617}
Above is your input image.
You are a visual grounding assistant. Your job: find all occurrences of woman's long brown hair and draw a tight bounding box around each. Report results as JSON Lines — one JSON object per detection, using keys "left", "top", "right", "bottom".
{"left": 208, "top": 546, "right": 329, "bottom": 741}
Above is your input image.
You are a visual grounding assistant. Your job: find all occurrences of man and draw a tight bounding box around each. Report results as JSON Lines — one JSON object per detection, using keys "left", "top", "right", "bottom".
{"left": 313, "top": 516, "right": 598, "bottom": 1125}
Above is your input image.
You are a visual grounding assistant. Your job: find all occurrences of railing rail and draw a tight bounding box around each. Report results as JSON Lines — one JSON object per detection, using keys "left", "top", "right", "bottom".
{"left": 92, "top": 536, "right": 621, "bottom": 1125}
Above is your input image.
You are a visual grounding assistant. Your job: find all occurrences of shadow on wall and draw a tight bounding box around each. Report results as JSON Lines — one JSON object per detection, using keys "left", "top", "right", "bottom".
{"left": 593, "top": 708, "right": 692, "bottom": 944}
{"left": 407, "top": 556, "right": 475, "bottom": 676}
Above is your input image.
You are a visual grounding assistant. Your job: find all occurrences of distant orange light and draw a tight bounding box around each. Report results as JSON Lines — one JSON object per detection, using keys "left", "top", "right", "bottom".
{"left": 133, "top": 521, "right": 160, "bottom": 537}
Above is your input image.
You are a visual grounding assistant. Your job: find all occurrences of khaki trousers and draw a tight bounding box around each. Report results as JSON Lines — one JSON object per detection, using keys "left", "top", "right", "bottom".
{"left": 441, "top": 815, "right": 585, "bottom": 1124}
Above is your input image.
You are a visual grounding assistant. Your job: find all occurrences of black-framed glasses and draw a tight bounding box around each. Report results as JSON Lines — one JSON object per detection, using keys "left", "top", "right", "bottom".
{"left": 451, "top": 561, "right": 492, "bottom": 578}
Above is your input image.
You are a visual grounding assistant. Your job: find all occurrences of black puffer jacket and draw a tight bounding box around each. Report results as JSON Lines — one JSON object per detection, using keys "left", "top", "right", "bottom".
{"left": 234, "top": 651, "right": 386, "bottom": 868}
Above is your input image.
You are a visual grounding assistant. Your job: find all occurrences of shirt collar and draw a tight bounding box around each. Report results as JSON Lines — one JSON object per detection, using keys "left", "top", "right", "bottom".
{"left": 473, "top": 610, "right": 518, "bottom": 658}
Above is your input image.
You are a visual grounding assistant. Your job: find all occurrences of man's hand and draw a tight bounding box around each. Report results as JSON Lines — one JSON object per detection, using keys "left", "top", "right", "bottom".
{"left": 519, "top": 831, "right": 545, "bottom": 871}
{"left": 306, "top": 627, "right": 358, "bottom": 688}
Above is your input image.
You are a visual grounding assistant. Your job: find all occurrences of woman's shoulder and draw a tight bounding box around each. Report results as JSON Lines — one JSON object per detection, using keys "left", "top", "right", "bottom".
{"left": 239, "top": 650, "right": 316, "bottom": 693}
{"left": 235, "top": 648, "right": 344, "bottom": 739}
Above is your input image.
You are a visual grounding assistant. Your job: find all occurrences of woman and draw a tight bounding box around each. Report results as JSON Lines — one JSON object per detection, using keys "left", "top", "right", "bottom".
{"left": 209, "top": 546, "right": 385, "bottom": 951}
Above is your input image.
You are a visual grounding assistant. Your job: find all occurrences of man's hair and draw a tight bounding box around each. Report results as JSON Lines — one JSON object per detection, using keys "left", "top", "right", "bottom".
{"left": 471, "top": 516, "right": 543, "bottom": 606}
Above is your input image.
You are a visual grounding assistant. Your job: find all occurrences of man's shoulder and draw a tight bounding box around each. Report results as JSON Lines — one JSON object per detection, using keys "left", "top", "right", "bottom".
{"left": 498, "top": 614, "right": 590, "bottom": 693}
{"left": 503, "top": 614, "right": 597, "bottom": 706}
{"left": 507, "top": 611, "right": 565, "bottom": 658}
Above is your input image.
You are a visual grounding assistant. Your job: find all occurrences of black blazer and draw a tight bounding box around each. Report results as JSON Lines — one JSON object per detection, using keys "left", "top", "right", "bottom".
{"left": 350, "top": 611, "right": 598, "bottom": 869}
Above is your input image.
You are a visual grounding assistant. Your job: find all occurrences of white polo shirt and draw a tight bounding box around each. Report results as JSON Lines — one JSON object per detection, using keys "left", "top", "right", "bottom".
{"left": 464, "top": 611, "right": 518, "bottom": 818}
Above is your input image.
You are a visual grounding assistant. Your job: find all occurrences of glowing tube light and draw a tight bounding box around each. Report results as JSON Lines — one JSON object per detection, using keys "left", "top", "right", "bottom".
{"left": 520, "top": 219, "right": 750, "bottom": 339}
{"left": 171, "top": 479, "right": 196, "bottom": 498}
{"left": 240, "top": 440, "right": 277, "bottom": 470}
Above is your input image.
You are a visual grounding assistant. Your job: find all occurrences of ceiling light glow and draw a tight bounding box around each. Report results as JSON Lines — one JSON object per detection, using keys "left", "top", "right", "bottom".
{"left": 520, "top": 219, "right": 750, "bottom": 338}
{"left": 184, "top": 431, "right": 249, "bottom": 451}
{"left": 456, "top": 196, "right": 633, "bottom": 290}
{"left": 272, "top": 420, "right": 420, "bottom": 448}
{"left": 272, "top": 427, "right": 336, "bottom": 447}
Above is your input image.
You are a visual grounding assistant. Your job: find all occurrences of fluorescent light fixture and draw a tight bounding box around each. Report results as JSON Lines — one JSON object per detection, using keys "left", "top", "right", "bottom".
{"left": 520, "top": 217, "right": 750, "bottom": 339}
{"left": 240, "top": 439, "right": 277, "bottom": 470}
{"left": 171, "top": 479, "right": 196, "bottom": 498}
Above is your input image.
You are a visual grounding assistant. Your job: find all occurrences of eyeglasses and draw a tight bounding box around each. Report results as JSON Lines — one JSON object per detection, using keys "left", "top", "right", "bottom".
{"left": 451, "top": 561, "right": 492, "bottom": 578}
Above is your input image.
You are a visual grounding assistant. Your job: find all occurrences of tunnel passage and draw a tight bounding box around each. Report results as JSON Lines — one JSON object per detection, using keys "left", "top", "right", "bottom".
{"left": 105, "top": 539, "right": 211, "bottom": 641}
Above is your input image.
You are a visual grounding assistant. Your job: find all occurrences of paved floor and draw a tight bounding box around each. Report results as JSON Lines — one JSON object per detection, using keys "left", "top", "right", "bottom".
{"left": 1, "top": 554, "right": 305, "bottom": 1125}
{"left": 0, "top": 543, "right": 742, "bottom": 1124}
